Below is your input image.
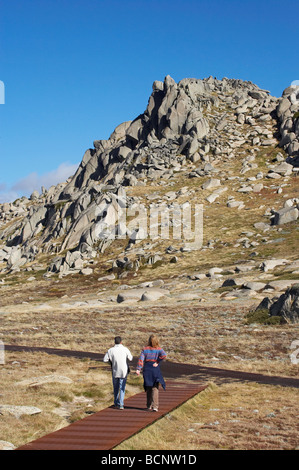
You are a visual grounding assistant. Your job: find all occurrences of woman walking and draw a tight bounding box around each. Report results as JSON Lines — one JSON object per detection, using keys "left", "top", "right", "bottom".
{"left": 136, "top": 335, "right": 167, "bottom": 412}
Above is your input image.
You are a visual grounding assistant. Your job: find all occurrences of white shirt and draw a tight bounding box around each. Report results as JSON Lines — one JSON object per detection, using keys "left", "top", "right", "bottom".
{"left": 103, "top": 344, "right": 133, "bottom": 378}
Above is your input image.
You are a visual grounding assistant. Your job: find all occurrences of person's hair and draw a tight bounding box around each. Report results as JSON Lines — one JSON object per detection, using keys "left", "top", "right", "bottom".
{"left": 148, "top": 334, "right": 160, "bottom": 348}
{"left": 114, "top": 336, "right": 122, "bottom": 344}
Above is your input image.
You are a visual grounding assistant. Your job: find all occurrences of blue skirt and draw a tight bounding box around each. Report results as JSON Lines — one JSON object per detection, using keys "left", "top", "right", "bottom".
{"left": 143, "top": 362, "right": 166, "bottom": 390}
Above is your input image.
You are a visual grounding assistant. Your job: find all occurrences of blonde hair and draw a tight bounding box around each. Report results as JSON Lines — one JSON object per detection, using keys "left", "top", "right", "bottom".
{"left": 148, "top": 334, "right": 160, "bottom": 348}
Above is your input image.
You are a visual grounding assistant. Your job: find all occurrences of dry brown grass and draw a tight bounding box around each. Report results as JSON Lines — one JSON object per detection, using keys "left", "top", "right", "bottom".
{"left": 0, "top": 350, "right": 143, "bottom": 448}
{"left": 116, "top": 382, "right": 299, "bottom": 450}
{"left": 1, "top": 301, "right": 299, "bottom": 377}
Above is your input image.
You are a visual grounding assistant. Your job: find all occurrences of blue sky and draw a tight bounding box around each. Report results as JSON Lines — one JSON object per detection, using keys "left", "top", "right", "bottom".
{"left": 0, "top": 0, "right": 298, "bottom": 202}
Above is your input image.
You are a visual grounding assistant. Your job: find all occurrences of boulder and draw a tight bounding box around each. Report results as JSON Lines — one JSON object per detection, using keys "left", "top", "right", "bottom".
{"left": 116, "top": 287, "right": 168, "bottom": 303}
{"left": 167, "top": 93, "right": 191, "bottom": 135}
{"left": 206, "top": 186, "right": 227, "bottom": 203}
{"left": 126, "top": 117, "right": 144, "bottom": 143}
{"left": 222, "top": 278, "right": 237, "bottom": 287}
{"left": 98, "top": 274, "right": 116, "bottom": 281}
{"left": 30, "top": 190, "right": 40, "bottom": 200}
{"left": 266, "top": 172, "right": 281, "bottom": 179}
{"left": 252, "top": 183, "right": 264, "bottom": 193}
{"left": 146, "top": 254, "right": 163, "bottom": 266}
{"left": 140, "top": 290, "right": 166, "bottom": 302}
{"left": 243, "top": 281, "right": 266, "bottom": 291}
{"left": 276, "top": 98, "right": 291, "bottom": 119}
{"left": 234, "top": 264, "right": 255, "bottom": 273}
{"left": 255, "top": 296, "right": 277, "bottom": 311}
{"left": 227, "top": 200, "right": 245, "bottom": 209}
{"left": 254, "top": 222, "right": 270, "bottom": 231}
{"left": 206, "top": 193, "right": 219, "bottom": 203}
{"left": 202, "top": 178, "right": 221, "bottom": 190}
{"left": 109, "top": 121, "right": 132, "bottom": 142}
{"left": 116, "top": 289, "right": 144, "bottom": 303}
{"left": 238, "top": 185, "right": 253, "bottom": 193}
{"left": 7, "top": 248, "right": 22, "bottom": 269}
{"left": 0, "top": 405, "right": 42, "bottom": 419}
{"left": 269, "top": 284, "right": 299, "bottom": 323}
{"left": 207, "top": 267, "right": 223, "bottom": 277}
{"left": 265, "top": 280, "right": 299, "bottom": 291}
{"left": 259, "top": 259, "right": 288, "bottom": 272}
{"left": 271, "top": 162, "right": 293, "bottom": 176}
{"left": 189, "top": 273, "right": 207, "bottom": 280}
{"left": 0, "top": 440, "right": 15, "bottom": 450}
{"left": 249, "top": 90, "right": 268, "bottom": 100}
{"left": 80, "top": 268, "right": 93, "bottom": 276}
{"left": 216, "top": 117, "right": 228, "bottom": 131}
{"left": 271, "top": 207, "right": 299, "bottom": 225}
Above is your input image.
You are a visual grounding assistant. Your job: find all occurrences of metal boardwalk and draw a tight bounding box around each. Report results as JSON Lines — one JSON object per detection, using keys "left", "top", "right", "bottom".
{"left": 16, "top": 381, "right": 206, "bottom": 450}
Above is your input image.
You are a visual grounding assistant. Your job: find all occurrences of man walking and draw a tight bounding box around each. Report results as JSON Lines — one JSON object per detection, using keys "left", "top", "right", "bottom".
{"left": 103, "top": 336, "right": 133, "bottom": 410}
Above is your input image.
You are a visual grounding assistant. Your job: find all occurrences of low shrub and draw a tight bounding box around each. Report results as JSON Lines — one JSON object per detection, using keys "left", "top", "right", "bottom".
{"left": 245, "top": 308, "right": 284, "bottom": 325}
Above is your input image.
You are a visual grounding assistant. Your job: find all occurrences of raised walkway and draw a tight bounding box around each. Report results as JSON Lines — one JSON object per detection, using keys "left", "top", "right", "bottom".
{"left": 6, "top": 343, "right": 298, "bottom": 450}
{"left": 16, "top": 381, "right": 206, "bottom": 450}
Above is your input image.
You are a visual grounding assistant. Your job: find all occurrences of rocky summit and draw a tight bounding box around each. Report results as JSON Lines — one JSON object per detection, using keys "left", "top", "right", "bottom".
{"left": 0, "top": 75, "right": 299, "bottom": 322}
